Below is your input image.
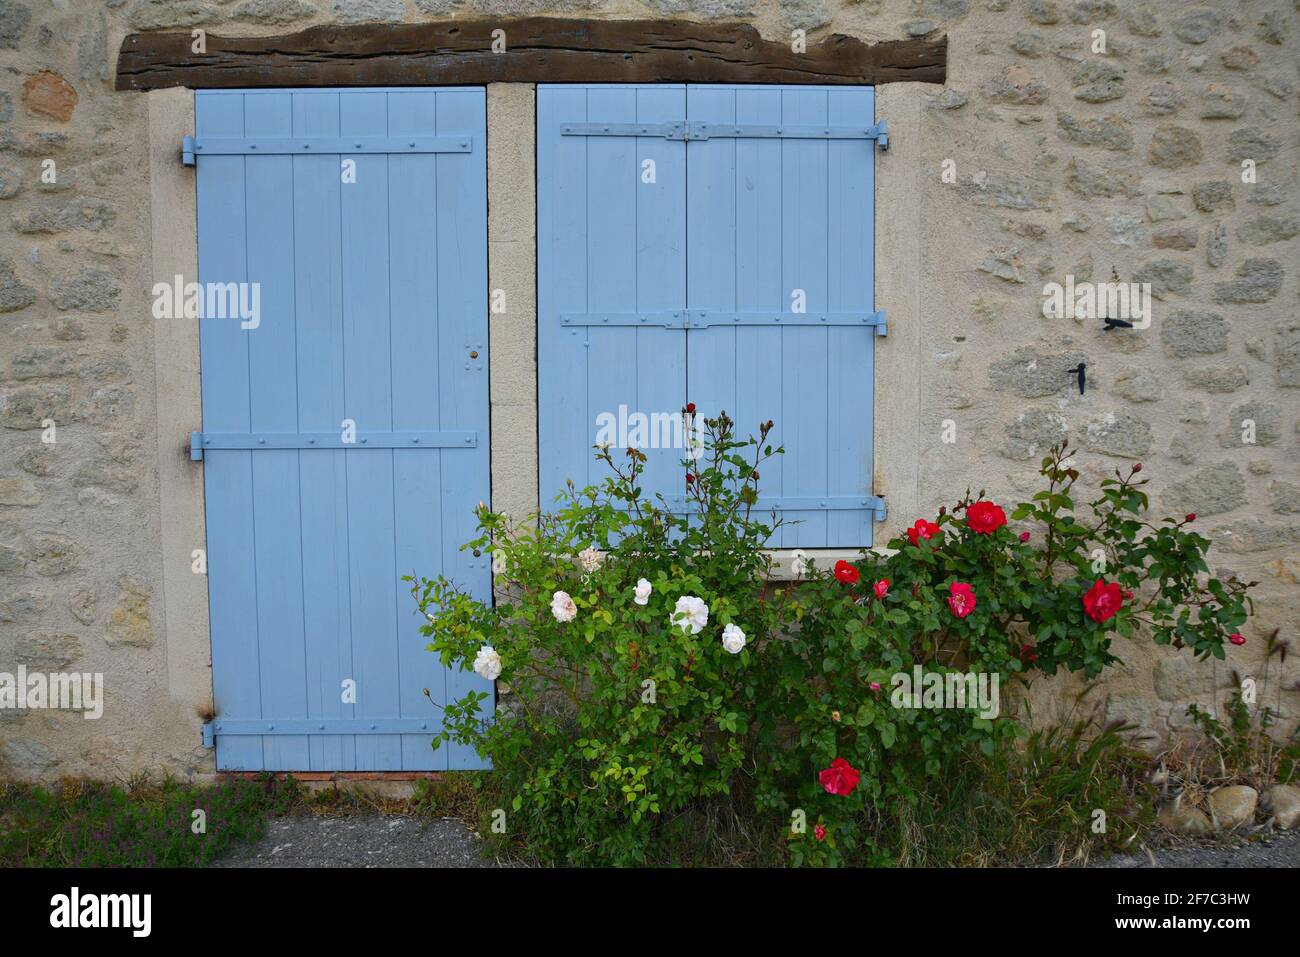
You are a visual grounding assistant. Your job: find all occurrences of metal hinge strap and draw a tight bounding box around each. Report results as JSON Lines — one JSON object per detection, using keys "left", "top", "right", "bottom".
{"left": 182, "top": 134, "right": 473, "bottom": 165}
{"left": 203, "top": 718, "right": 443, "bottom": 746}
{"left": 560, "top": 121, "right": 888, "bottom": 144}
{"left": 560, "top": 310, "right": 886, "bottom": 331}
{"left": 189, "top": 430, "right": 477, "bottom": 460}
{"left": 662, "top": 495, "right": 886, "bottom": 520}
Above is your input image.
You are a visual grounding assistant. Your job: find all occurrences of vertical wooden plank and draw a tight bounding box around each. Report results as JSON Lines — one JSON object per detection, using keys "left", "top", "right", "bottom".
{"left": 537, "top": 86, "right": 591, "bottom": 503}
{"left": 733, "top": 87, "right": 786, "bottom": 534}
{"left": 292, "top": 89, "right": 356, "bottom": 771}
{"left": 387, "top": 88, "right": 449, "bottom": 771}
{"left": 779, "top": 88, "right": 830, "bottom": 547}
{"left": 634, "top": 86, "right": 688, "bottom": 503}
{"left": 242, "top": 91, "right": 310, "bottom": 771}
{"left": 826, "top": 87, "right": 876, "bottom": 547}
{"left": 196, "top": 91, "right": 264, "bottom": 771}
{"left": 433, "top": 88, "right": 493, "bottom": 771}
{"left": 338, "top": 89, "right": 402, "bottom": 771}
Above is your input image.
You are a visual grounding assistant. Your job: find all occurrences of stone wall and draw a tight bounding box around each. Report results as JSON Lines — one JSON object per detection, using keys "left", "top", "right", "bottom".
{"left": 0, "top": 0, "right": 1295, "bottom": 778}
{"left": 897, "top": 0, "right": 1299, "bottom": 737}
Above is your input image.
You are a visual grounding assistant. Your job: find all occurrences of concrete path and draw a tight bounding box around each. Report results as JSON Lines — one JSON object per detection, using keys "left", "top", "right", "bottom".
{"left": 215, "top": 814, "right": 501, "bottom": 868}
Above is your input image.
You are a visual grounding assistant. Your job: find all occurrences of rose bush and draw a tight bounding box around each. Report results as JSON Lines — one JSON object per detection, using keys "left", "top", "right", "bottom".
{"left": 408, "top": 412, "right": 794, "bottom": 865}
{"left": 410, "top": 420, "right": 1253, "bottom": 867}
{"left": 770, "top": 443, "right": 1252, "bottom": 866}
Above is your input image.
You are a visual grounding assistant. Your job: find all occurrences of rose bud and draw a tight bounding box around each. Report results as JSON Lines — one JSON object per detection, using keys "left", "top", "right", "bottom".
{"left": 1019, "top": 531, "right": 1031, "bottom": 543}
{"left": 685, "top": 402, "right": 696, "bottom": 414}
{"left": 814, "top": 824, "right": 826, "bottom": 841}
{"left": 685, "top": 473, "right": 695, "bottom": 484}
{"left": 1229, "top": 633, "right": 1246, "bottom": 646}
{"left": 1185, "top": 513, "right": 1196, "bottom": 522}
{"left": 1133, "top": 463, "right": 1142, "bottom": 472}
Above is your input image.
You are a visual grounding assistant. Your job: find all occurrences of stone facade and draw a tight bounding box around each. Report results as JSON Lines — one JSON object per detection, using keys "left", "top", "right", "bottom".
{"left": 0, "top": 0, "right": 1296, "bottom": 778}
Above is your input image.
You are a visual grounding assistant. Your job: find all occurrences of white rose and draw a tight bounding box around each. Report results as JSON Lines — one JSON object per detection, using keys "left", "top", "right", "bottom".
{"left": 551, "top": 590, "right": 578, "bottom": 623}
{"left": 671, "top": 595, "right": 709, "bottom": 635}
{"left": 578, "top": 547, "right": 603, "bottom": 573}
{"left": 472, "top": 645, "right": 502, "bottom": 681}
{"left": 721, "top": 623, "right": 747, "bottom": 655}
{"left": 634, "top": 578, "right": 652, "bottom": 606}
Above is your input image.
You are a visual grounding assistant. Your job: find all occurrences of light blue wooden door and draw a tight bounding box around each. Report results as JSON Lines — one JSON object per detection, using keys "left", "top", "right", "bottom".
{"left": 538, "top": 84, "right": 884, "bottom": 547}
{"left": 194, "top": 88, "right": 491, "bottom": 771}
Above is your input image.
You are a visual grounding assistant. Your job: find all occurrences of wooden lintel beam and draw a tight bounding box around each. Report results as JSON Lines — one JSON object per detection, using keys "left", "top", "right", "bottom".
{"left": 115, "top": 19, "right": 947, "bottom": 92}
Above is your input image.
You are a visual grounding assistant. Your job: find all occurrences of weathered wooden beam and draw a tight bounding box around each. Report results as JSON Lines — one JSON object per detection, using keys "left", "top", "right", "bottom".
{"left": 115, "top": 19, "right": 946, "bottom": 91}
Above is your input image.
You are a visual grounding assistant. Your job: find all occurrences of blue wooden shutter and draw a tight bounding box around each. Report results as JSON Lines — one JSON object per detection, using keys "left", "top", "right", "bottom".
{"left": 539, "top": 84, "right": 883, "bottom": 548}
{"left": 194, "top": 88, "right": 491, "bottom": 771}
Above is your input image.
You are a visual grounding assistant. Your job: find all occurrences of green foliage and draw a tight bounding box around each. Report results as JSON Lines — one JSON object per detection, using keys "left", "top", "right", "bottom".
{"left": 411, "top": 423, "right": 1254, "bottom": 867}
{"left": 1184, "top": 689, "right": 1300, "bottom": 792}
{"left": 0, "top": 774, "right": 300, "bottom": 867}
{"left": 896, "top": 708, "right": 1155, "bottom": 867}
{"left": 779, "top": 443, "right": 1251, "bottom": 865}
{"left": 410, "top": 412, "right": 790, "bottom": 865}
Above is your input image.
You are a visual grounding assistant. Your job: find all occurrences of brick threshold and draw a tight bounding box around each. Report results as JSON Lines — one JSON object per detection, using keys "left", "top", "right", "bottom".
{"left": 224, "top": 771, "right": 448, "bottom": 781}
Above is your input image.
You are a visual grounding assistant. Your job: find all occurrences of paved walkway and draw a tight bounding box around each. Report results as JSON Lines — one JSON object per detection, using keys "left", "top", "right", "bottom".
{"left": 215, "top": 815, "right": 501, "bottom": 868}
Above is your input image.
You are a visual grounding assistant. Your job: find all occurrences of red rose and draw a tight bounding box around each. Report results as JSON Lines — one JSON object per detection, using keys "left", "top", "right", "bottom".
{"left": 814, "top": 823, "right": 827, "bottom": 841}
{"left": 947, "top": 582, "right": 976, "bottom": 618}
{"left": 833, "top": 560, "right": 860, "bottom": 585}
{"left": 907, "top": 519, "right": 941, "bottom": 547}
{"left": 685, "top": 402, "right": 696, "bottom": 414}
{"left": 818, "top": 757, "right": 860, "bottom": 797}
{"left": 966, "top": 501, "right": 1008, "bottom": 535}
{"left": 869, "top": 682, "right": 882, "bottom": 693}
{"left": 1133, "top": 463, "right": 1142, "bottom": 472}
{"left": 1229, "top": 633, "right": 1246, "bottom": 646}
{"left": 873, "top": 578, "right": 890, "bottom": 599}
{"left": 1020, "top": 642, "right": 1038, "bottom": 663}
{"left": 1081, "top": 579, "right": 1124, "bottom": 623}
{"left": 1185, "top": 513, "right": 1196, "bottom": 523}
{"left": 1019, "top": 531, "right": 1031, "bottom": 543}
{"left": 685, "top": 473, "right": 694, "bottom": 485}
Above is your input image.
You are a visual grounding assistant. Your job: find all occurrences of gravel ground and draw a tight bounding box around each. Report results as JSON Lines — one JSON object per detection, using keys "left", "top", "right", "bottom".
{"left": 214, "top": 812, "right": 1300, "bottom": 868}
{"left": 215, "top": 814, "right": 503, "bottom": 868}
{"left": 1093, "top": 826, "right": 1300, "bottom": 868}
